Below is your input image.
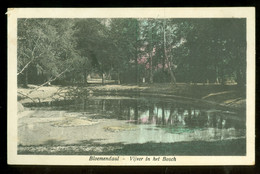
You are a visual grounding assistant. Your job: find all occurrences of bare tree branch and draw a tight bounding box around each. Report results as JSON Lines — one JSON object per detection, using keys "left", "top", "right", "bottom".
{"left": 31, "top": 36, "right": 41, "bottom": 57}
{"left": 40, "top": 67, "right": 71, "bottom": 87}
{"left": 17, "top": 91, "right": 37, "bottom": 103}
{"left": 17, "top": 36, "right": 41, "bottom": 76}
{"left": 17, "top": 59, "right": 33, "bottom": 76}
{"left": 21, "top": 52, "right": 31, "bottom": 59}
{"left": 27, "top": 65, "right": 72, "bottom": 94}
{"left": 17, "top": 36, "right": 49, "bottom": 76}
{"left": 163, "top": 20, "right": 176, "bottom": 85}
{"left": 34, "top": 51, "right": 45, "bottom": 60}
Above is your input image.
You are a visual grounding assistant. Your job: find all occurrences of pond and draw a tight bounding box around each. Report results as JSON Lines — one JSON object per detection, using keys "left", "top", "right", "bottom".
{"left": 18, "top": 94, "right": 246, "bottom": 156}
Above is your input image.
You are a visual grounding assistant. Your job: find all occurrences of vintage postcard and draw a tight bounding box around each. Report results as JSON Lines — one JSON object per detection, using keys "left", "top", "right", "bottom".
{"left": 7, "top": 8, "right": 255, "bottom": 165}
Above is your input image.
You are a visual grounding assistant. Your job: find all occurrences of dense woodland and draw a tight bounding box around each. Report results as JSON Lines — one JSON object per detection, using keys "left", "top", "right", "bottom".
{"left": 17, "top": 18, "right": 246, "bottom": 87}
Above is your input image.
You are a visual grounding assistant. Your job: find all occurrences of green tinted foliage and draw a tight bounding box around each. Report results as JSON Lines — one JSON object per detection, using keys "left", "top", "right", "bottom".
{"left": 17, "top": 18, "right": 246, "bottom": 86}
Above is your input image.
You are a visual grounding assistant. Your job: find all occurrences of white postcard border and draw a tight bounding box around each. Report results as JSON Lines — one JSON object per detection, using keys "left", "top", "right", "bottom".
{"left": 7, "top": 7, "right": 255, "bottom": 165}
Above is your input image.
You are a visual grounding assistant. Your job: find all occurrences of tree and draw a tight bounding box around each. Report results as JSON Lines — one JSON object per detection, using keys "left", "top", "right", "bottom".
{"left": 74, "top": 19, "right": 104, "bottom": 84}
{"left": 108, "top": 18, "right": 141, "bottom": 84}
{"left": 17, "top": 18, "right": 79, "bottom": 87}
{"left": 18, "top": 18, "right": 246, "bottom": 87}
{"left": 138, "top": 19, "right": 190, "bottom": 84}
{"left": 177, "top": 18, "right": 246, "bottom": 85}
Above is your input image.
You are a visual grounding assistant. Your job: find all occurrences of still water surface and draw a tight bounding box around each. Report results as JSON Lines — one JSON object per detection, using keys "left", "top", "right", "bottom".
{"left": 18, "top": 95, "right": 246, "bottom": 155}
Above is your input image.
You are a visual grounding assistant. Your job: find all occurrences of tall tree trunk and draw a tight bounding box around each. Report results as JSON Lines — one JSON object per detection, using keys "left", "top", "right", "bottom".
{"left": 134, "top": 101, "right": 138, "bottom": 123}
{"left": 102, "top": 73, "right": 105, "bottom": 85}
{"left": 24, "top": 68, "right": 28, "bottom": 88}
{"left": 163, "top": 20, "right": 176, "bottom": 85}
{"left": 149, "top": 24, "right": 153, "bottom": 83}
{"left": 83, "top": 57, "right": 88, "bottom": 85}
{"left": 236, "top": 70, "right": 241, "bottom": 86}
{"left": 149, "top": 53, "right": 153, "bottom": 83}
{"left": 83, "top": 69, "right": 87, "bottom": 85}
{"left": 148, "top": 104, "right": 154, "bottom": 122}
{"left": 220, "top": 68, "right": 225, "bottom": 85}
{"left": 215, "top": 65, "right": 219, "bottom": 84}
{"left": 162, "top": 104, "right": 165, "bottom": 125}
{"left": 102, "top": 100, "right": 106, "bottom": 112}
{"left": 118, "top": 100, "right": 121, "bottom": 119}
{"left": 128, "top": 107, "right": 131, "bottom": 120}
{"left": 135, "top": 19, "right": 139, "bottom": 85}
{"left": 236, "top": 68, "right": 246, "bottom": 87}
{"left": 135, "top": 58, "right": 138, "bottom": 84}
{"left": 162, "top": 54, "right": 165, "bottom": 73}
{"left": 101, "top": 63, "right": 105, "bottom": 85}
{"left": 83, "top": 99, "right": 87, "bottom": 111}
{"left": 168, "top": 106, "right": 174, "bottom": 125}
{"left": 117, "top": 70, "right": 120, "bottom": 84}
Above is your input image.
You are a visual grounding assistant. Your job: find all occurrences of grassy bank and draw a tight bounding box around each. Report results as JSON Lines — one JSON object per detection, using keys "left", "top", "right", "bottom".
{"left": 18, "top": 138, "right": 246, "bottom": 156}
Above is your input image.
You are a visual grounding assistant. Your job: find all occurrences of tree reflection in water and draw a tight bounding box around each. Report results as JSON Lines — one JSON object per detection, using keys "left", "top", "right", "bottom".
{"left": 76, "top": 98, "right": 245, "bottom": 133}
{"left": 21, "top": 96, "right": 246, "bottom": 151}
{"left": 32, "top": 97, "right": 244, "bottom": 132}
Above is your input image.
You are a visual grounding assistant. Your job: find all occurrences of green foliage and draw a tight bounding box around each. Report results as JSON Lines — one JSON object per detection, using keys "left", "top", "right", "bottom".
{"left": 17, "top": 18, "right": 246, "bottom": 86}
{"left": 18, "top": 18, "right": 79, "bottom": 85}
{"left": 182, "top": 19, "right": 246, "bottom": 84}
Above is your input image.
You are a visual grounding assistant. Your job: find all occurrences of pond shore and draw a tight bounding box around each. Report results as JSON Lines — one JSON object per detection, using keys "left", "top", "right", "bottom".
{"left": 18, "top": 83, "right": 246, "bottom": 110}
{"left": 17, "top": 83, "right": 246, "bottom": 156}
